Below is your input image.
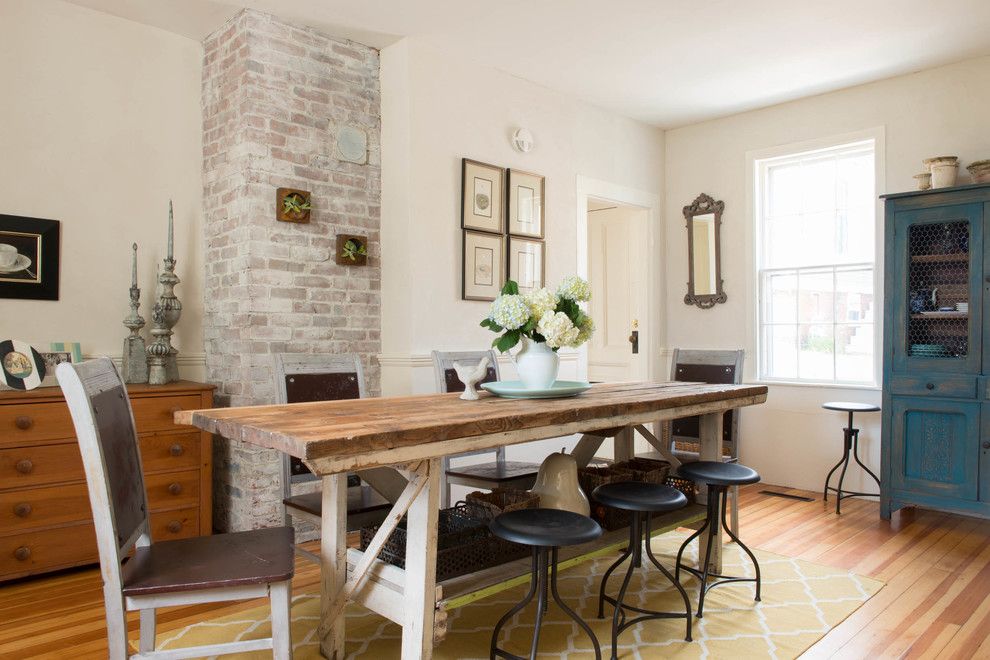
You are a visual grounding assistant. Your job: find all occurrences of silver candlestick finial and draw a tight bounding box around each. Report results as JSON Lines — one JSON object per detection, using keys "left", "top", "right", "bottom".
{"left": 148, "top": 201, "right": 182, "bottom": 384}
{"left": 122, "top": 243, "right": 148, "bottom": 383}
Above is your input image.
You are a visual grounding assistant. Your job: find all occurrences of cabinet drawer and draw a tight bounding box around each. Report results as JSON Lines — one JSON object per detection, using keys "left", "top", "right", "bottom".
{"left": 151, "top": 507, "right": 199, "bottom": 540}
{"left": 0, "top": 482, "right": 91, "bottom": 533}
{"left": 146, "top": 470, "right": 200, "bottom": 510}
{"left": 888, "top": 374, "right": 977, "bottom": 398}
{"left": 139, "top": 433, "right": 200, "bottom": 472}
{"left": 0, "top": 443, "right": 83, "bottom": 490}
{"left": 0, "top": 522, "right": 97, "bottom": 580}
{"left": 0, "top": 402, "right": 75, "bottom": 447}
{"left": 132, "top": 395, "right": 203, "bottom": 435}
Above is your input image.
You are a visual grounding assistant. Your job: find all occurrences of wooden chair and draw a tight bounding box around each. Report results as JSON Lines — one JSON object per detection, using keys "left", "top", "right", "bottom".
{"left": 648, "top": 349, "right": 745, "bottom": 534}
{"left": 57, "top": 358, "right": 293, "bottom": 660}
{"left": 431, "top": 350, "right": 541, "bottom": 507}
{"left": 273, "top": 353, "right": 393, "bottom": 560}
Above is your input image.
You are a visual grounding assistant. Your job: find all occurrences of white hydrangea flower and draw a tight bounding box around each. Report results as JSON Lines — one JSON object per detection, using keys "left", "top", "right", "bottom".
{"left": 523, "top": 287, "right": 559, "bottom": 321}
{"left": 537, "top": 311, "right": 580, "bottom": 349}
{"left": 557, "top": 275, "right": 591, "bottom": 302}
{"left": 489, "top": 294, "right": 530, "bottom": 330}
{"left": 571, "top": 316, "right": 595, "bottom": 347}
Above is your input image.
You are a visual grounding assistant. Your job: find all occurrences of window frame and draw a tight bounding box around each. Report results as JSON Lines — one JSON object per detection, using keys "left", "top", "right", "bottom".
{"left": 750, "top": 130, "right": 885, "bottom": 389}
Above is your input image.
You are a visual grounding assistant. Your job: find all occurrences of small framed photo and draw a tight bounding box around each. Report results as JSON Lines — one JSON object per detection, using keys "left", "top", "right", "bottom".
{"left": 508, "top": 237, "right": 545, "bottom": 295}
{"left": 462, "top": 230, "right": 505, "bottom": 301}
{"left": 0, "top": 214, "right": 60, "bottom": 300}
{"left": 507, "top": 169, "right": 545, "bottom": 238}
{"left": 50, "top": 342, "right": 83, "bottom": 362}
{"left": 461, "top": 159, "right": 504, "bottom": 234}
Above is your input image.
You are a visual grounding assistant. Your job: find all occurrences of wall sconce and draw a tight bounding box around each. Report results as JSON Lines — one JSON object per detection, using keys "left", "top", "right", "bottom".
{"left": 512, "top": 128, "right": 534, "bottom": 153}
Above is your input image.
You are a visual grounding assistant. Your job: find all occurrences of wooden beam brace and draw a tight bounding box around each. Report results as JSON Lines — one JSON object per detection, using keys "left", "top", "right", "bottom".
{"left": 326, "top": 470, "right": 428, "bottom": 624}
{"left": 634, "top": 424, "right": 682, "bottom": 468}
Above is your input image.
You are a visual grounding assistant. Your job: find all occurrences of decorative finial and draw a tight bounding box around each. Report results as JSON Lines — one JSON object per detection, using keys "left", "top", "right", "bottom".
{"left": 167, "top": 200, "right": 174, "bottom": 262}
{"left": 130, "top": 243, "right": 138, "bottom": 288}
{"left": 122, "top": 242, "right": 148, "bottom": 383}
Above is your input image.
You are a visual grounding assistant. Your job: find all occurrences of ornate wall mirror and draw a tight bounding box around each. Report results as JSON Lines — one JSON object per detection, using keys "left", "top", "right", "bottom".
{"left": 684, "top": 193, "right": 726, "bottom": 309}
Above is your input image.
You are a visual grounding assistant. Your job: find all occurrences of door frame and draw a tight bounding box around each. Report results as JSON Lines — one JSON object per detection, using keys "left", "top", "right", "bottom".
{"left": 576, "top": 176, "right": 662, "bottom": 382}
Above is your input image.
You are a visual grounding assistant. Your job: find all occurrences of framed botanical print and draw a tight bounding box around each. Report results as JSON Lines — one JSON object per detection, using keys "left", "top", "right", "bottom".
{"left": 0, "top": 215, "right": 60, "bottom": 300}
{"left": 507, "top": 169, "right": 545, "bottom": 238}
{"left": 462, "top": 230, "right": 505, "bottom": 301}
{"left": 508, "top": 237, "right": 545, "bottom": 295}
{"left": 461, "top": 159, "right": 504, "bottom": 234}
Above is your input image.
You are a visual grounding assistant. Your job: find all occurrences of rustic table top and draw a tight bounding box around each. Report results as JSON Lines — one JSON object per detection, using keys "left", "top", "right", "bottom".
{"left": 175, "top": 381, "right": 768, "bottom": 470}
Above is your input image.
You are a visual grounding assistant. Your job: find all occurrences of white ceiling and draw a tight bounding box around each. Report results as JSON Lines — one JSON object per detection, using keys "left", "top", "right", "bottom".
{"left": 65, "top": 0, "right": 990, "bottom": 128}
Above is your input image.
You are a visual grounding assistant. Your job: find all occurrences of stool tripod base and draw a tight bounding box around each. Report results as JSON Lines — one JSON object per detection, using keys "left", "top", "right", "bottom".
{"left": 675, "top": 486, "right": 761, "bottom": 618}
{"left": 491, "top": 546, "right": 601, "bottom": 660}
{"left": 823, "top": 420, "right": 881, "bottom": 514}
{"left": 598, "top": 513, "right": 692, "bottom": 657}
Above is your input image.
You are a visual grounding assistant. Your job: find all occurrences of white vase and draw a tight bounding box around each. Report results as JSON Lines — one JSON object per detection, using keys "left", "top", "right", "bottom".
{"left": 514, "top": 337, "right": 559, "bottom": 390}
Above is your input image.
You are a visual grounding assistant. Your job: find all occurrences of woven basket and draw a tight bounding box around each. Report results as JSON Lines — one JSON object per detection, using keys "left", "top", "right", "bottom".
{"left": 359, "top": 503, "right": 494, "bottom": 581}
{"left": 466, "top": 488, "right": 540, "bottom": 518}
{"left": 578, "top": 465, "right": 637, "bottom": 530}
{"left": 612, "top": 457, "right": 671, "bottom": 484}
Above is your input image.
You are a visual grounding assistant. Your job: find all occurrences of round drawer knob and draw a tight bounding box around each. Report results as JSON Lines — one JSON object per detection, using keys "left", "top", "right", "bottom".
{"left": 13, "top": 503, "right": 32, "bottom": 518}
{"left": 14, "top": 546, "right": 31, "bottom": 561}
{"left": 15, "top": 459, "right": 33, "bottom": 474}
{"left": 169, "top": 444, "right": 184, "bottom": 457}
{"left": 926, "top": 383, "right": 936, "bottom": 390}
{"left": 169, "top": 406, "right": 182, "bottom": 416}
{"left": 983, "top": 441, "right": 990, "bottom": 449}
{"left": 14, "top": 416, "right": 33, "bottom": 431}
{"left": 168, "top": 483, "right": 182, "bottom": 496}
{"left": 166, "top": 520, "right": 183, "bottom": 534}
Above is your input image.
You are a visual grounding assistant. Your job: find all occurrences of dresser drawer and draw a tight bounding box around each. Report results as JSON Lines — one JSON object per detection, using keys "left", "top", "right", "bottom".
{"left": 139, "top": 433, "right": 201, "bottom": 472}
{"left": 0, "top": 402, "right": 75, "bottom": 447}
{"left": 0, "top": 443, "right": 83, "bottom": 490}
{"left": 151, "top": 507, "right": 199, "bottom": 540}
{"left": 0, "top": 522, "right": 97, "bottom": 580}
{"left": 0, "top": 482, "right": 91, "bottom": 533}
{"left": 132, "top": 395, "right": 203, "bottom": 435}
{"left": 146, "top": 470, "right": 200, "bottom": 510}
{"left": 889, "top": 374, "right": 978, "bottom": 398}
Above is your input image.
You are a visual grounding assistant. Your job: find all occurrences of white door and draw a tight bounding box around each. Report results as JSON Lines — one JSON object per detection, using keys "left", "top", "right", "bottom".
{"left": 587, "top": 202, "right": 649, "bottom": 382}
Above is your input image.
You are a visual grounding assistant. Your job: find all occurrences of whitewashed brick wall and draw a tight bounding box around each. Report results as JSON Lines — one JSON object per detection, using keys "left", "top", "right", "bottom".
{"left": 202, "top": 9, "right": 381, "bottom": 531}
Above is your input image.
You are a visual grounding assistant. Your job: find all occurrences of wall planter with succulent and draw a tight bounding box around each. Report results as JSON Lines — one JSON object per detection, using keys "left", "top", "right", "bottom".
{"left": 276, "top": 188, "right": 312, "bottom": 223}
{"left": 336, "top": 234, "right": 368, "bottom": 266}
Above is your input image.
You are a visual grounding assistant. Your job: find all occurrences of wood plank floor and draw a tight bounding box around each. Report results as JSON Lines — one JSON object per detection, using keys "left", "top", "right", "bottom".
{"left": 3, "top": 485, "right": 990, "bottom": 658}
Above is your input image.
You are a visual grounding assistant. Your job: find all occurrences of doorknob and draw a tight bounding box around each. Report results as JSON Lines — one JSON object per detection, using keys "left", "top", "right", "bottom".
{"left": 628, "top": 330, "right": 639, "bottom": 354}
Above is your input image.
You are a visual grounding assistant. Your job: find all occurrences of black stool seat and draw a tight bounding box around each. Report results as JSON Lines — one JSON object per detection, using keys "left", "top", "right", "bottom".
{"left": 678, "top": 460, "right": 760, "bottom": 486}
{"left": 822, "top": 401, "right": 880, "bottom": 413}
{"left": 592, "top": 481, "right": 687, "bottom": 513}
{"left": 490, "top": 508, "right": 603, "bottom": 547}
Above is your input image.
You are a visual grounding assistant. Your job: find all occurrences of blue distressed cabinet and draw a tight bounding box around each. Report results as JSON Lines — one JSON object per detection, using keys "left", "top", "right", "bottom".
{"left": 881, "top": 183, "right": 990, "bottom": 519}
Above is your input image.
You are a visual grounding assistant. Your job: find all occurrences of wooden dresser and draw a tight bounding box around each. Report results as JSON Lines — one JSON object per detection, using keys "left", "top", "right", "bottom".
{"left": 0, "top": 381, "right": 214, "bottom": 581}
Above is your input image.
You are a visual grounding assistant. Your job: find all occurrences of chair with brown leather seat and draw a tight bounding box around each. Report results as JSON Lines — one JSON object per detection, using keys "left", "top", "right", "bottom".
{"left": 57, "top": 358, "right": 294, "bottom": 659}
{"left": 431, "top": 349, "right": 542, "bottom": 507}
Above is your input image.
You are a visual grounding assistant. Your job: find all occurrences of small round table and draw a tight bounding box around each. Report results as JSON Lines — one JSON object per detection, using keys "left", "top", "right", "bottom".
{"left": 822, "top": 402, "right": 881, "bottom": 514}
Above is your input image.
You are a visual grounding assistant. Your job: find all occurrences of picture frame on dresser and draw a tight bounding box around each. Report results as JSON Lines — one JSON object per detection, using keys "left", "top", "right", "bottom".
{"left": 0, "top": 381, "right": 215, "bottom": 581}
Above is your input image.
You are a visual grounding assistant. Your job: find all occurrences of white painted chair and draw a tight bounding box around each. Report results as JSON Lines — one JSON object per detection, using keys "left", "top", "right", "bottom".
{"left": 57, "top": 358, "right": 294, "bottom": 660}
{"left": 272, "top": 353, "right": 397, "bottom": 562}
{"left": 431, "top": 350, "right": 541, "bottom": 507}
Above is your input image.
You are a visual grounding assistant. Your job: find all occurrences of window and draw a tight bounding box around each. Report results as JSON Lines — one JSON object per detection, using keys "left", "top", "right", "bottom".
{"left": 756, "top": 139, "right": 877, "bottom": 385}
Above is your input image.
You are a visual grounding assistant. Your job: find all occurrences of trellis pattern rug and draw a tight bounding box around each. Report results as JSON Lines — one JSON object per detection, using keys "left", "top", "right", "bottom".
{"left": 156, "top": 532, "right": 882, "bottom": 659}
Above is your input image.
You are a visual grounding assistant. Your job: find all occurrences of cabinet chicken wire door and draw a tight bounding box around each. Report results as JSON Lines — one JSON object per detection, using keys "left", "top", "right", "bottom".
{"left": 891, "top": 204, "right": 983, "bottom": 375}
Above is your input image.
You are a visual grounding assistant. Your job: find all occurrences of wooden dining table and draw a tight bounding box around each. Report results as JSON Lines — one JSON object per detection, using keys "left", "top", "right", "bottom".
{"left": 176, "top": 380, "right": 768, "bottom": 659}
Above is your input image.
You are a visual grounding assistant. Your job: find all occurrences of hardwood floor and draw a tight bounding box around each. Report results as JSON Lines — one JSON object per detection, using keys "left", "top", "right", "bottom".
{"left": 3, "top": 485, "right": 990, "bottom": 658}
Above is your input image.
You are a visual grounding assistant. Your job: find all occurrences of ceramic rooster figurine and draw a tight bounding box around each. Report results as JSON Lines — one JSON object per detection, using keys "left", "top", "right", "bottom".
{"left": 453, "top": 355, "right": 490, "bottom": 400}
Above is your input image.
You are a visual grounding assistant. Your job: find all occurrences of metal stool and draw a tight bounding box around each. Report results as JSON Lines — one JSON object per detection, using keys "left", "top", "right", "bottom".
{"left": 489, "top": 508, "right": 603, "bottom": 660}
{"left": 822, "top": 401, "right": 881, "bottom": 514}
{"left": 593, "top": 482, "right": 693, "bottom": 657}
{"left": 674, "top": 461, "right": 761, "bottom": 618}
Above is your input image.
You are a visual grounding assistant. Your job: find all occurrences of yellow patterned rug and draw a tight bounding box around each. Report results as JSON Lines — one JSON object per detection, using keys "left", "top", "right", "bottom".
{"left": 156, "top": 532, "right": 882, "bottom": 659}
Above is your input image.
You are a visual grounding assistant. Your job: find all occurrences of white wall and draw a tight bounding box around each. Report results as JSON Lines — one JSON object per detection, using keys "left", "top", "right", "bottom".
{"left": 0, "top": 0, "right": 205, "bottom": 380}
{"left": 664, "top": 55, "right": 990, "bottom": 491}
{"left": 380, "top": 38, "right": 665, "bottom": 395}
